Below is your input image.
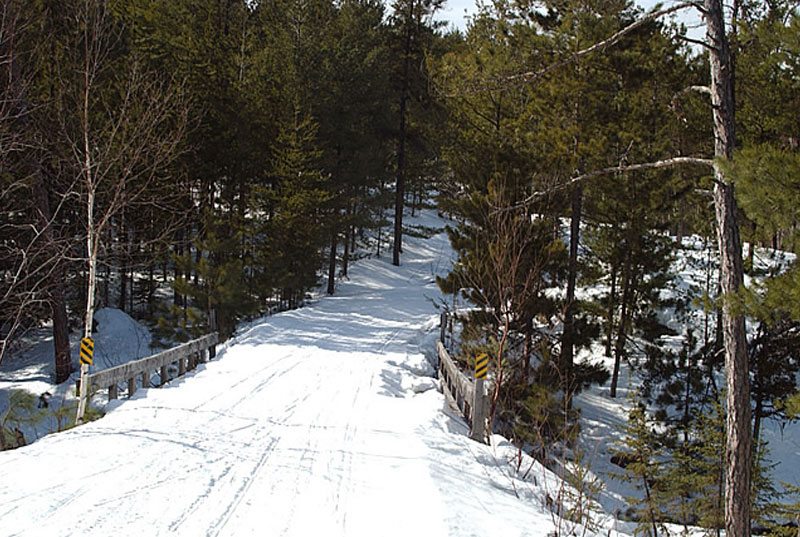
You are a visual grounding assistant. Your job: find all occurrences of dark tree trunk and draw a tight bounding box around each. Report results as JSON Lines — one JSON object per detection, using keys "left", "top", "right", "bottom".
{"left": 11, "top": 47, "right": 72, "bottom": 384}
{"left": 523, "top": 316, "right": 532, "bottom": 378}
{"left": 327, "top": 229, "right": 337, "bottom": 295}
{"left": 33, "top": 174, "right": 71, "bottom": 384}
{"left": 606, "top": 262, "right": 617, "bottom": 357}
{"left": 148, "top": 258, "right": 155, "bottom": 316}
{"left": 752, "top": 397, "right": 762, "bottom": 450}
{"left": 705, "top": 0, "right": 751, "bottom": 534}
{"left": 194, "top": 243, "right": 202, "bottom": 286}
{"left": 610, "top": 256, "right": 633, "bottom": 398}
{"left": 50, "top": 269, "right": 72, "bottom": 384}
{"left": 174, "top": 229, "right": 184, "bottom": 307}
{"left": 103, "top": 262, "right": 110, "bottom": 308}
{"left": 343, "top": 206, "right": 351, "bottom": 278}
{"left": 561, "top": 185, "right": 582, "bottom": 397}
{"left": 377, "top": 209, "right": 383, "bottom": 257}
{"left": 683, "top": 352, "right": 693, "bottom": 443}
{"left": 119, "top": 261, "right": 128, "bottom": 312}
{"left": 393, "top": 1, "right": 413, "bottom": 267}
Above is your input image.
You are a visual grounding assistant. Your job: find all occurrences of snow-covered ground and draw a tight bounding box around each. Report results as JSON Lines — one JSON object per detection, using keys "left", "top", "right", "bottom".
{"left": 0, "top": 308, "right": 155, "bottom": 440}
{"left": 0, "top": 211, "right": 578, "bottom": 537}
{"left": 1, "top": 209, "right": 798, "bottom": 536}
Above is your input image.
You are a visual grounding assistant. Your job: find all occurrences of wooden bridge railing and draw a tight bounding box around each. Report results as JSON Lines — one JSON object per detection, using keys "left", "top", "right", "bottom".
{"left": 81, "top": 333, "right": 219, "bottom": 405}
{"left": 437, "top": 312, "right": 489, "bottom": 444}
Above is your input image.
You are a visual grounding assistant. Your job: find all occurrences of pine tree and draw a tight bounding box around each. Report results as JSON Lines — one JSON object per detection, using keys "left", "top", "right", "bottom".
{"left": 662, "top": 398, "right": 726, "bottom": 536}
{"left": 611, "top": 392, "right": 666, "bottom": 537}
{"left": 266, "top": 105, "right": 330, "bottom": 308}
{"left": 660, "top": 395, "right": 783, "bottom": 536}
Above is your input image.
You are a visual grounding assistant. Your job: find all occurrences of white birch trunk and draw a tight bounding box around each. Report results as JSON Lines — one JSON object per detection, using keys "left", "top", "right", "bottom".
{"left": 76, "top": 30, "right": 97, "bottom": 422}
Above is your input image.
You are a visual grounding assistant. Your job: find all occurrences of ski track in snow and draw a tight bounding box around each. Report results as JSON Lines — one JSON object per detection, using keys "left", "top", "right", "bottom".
{"left": 0, "top": 211, "right": 556, "bottom": 537}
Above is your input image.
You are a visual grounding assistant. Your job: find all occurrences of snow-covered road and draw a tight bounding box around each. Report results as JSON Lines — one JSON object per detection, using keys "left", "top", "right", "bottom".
{"left": 0, "top": 212, "right": 555, "bottom": 537}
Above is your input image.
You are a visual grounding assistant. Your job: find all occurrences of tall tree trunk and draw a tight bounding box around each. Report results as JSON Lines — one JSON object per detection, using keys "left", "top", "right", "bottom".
{"left": 610, "top": 255, "right": 633, "bottom": 398}
{"left": 705, "top": 0, "right": 751, "bottom": 534}
{"left": 103, "top": 263, "right": 109, "bottom": 307}
{"left": 343, "top": 204, "right": 351, "bottom": 278}
{"left": 119, "top": 246, "right": 128, "bottom": 312}
{"left": 327, "top": 229, "right": 337, "bottom": 295}
{"left": 32, "top": 172, "right": 72, "bottom": 384}
{"left": 343, "top": 229, "right": 350, "bottom": 278}
{"left": 683, "top": 350, "right": 693, "bottom": 443}
{"left": 377, "top": 207, "right": 383, "bottom": 257}
{"left": 561, "top": 185, "right": 582, "bottom": 398}
{"left": 606, "top": 262, "right": 617, "bottom": 357}
{"left": 393, "top": 1, "right": 413, "bottom": 267}
{"left": 28, "top": 146, "right": 68, "bottom": 384}
{"left": 522, "top": 316, "right": 533, "bottom": 378}
{"left": 174, "top": 228, "right": 184, "bottom": 307}
{"left": 752, "top": 397, "right": 762, "bottom": 451}
{"left": 148, "top": 255, "right": 155, "bottom": 316}
{"left": 11, "top": 44, "right": 72, "bottom": 384}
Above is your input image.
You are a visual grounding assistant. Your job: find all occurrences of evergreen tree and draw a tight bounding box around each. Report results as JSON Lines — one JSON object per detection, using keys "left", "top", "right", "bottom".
{"left": 661, "top": 398, "right": 726, "bottom": 536}
{"left": 266, "top": 105, "right": 330, "bottom": 308}
{"left": 611, "top": 392, "right": 667, "bottom": 537}
{"left": 640, "top": 327, "right": 711, "bottom": 440}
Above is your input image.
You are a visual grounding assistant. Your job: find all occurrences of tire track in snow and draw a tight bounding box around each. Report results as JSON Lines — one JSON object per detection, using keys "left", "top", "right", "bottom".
{"left": 331, "top": 363, "right": 370, "bottom": 534}
{"left": 203, "top": 412, "right": 302, "bottom": 536}
{"left": 194, "top": 352, "right": 300, "bottom": 411}
{"left": 170, "top": 365, "right": 317, "bottom": 536}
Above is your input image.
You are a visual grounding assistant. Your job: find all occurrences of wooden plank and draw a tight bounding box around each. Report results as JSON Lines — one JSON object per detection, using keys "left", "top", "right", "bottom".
{"left": 87, "top": 333, "right": 218, "bottom": 389}
{"left": 470, "top": 378, "right": 488, "bottom": 443}
{"left": 437, "top": 341, "right": 474, "bottom": 403}
{"left": 437, "top": 339, "right": 488, "bottom": 443}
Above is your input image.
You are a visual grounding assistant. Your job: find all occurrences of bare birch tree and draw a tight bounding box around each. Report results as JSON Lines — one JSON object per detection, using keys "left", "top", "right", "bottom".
{"left": 65, "top": 0, "right": 187, "bottom": 422}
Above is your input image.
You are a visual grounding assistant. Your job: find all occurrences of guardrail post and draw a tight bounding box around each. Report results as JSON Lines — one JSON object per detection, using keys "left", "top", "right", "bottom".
{"left": 141, "top": 370, "right": 149, "bottom": 390}
{"left": 209, "top": 310, "right": 217, "bottom": 358}
{"left": 470, "top": 378, "right": 488, "bottom": 444}
{"left": 128, "top": 377, "right": 136, "bottom": 397}
{"left": 179, "top": 357, "right": 186, "bottom": 376}
{"left": 109, "top": 383, "right": 118, "bottom": 400}
{"left": 160, "top": 365, "right": 168, "bottom": 385}
{"left": 440, "top": 311, "right": 446, "bottom": 343}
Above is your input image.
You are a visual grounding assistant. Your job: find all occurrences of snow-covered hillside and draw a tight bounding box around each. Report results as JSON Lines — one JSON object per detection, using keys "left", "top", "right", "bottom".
{"left": 0, "top": 211, "right": 574, "bottom": 537}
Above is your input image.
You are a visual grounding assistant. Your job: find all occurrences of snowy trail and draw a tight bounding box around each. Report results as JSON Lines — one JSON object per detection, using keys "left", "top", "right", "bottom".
{"left": 0, "top": 212, "right": 555, "bottom": 537}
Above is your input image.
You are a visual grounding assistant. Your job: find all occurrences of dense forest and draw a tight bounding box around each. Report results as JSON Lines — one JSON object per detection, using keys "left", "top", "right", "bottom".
{"left": 1, "top": 0, "right": 800, "bottom": 535}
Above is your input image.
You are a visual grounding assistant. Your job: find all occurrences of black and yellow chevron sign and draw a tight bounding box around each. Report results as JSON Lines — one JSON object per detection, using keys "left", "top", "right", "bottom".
{"left": 475, "top": 353, "right": 488, "bottom": 380}
{"left": 80, "top": 337, "right": 94, "bottom": 366}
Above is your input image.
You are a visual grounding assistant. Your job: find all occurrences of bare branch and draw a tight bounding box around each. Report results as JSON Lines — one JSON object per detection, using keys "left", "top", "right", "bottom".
{"left": 482, "top": 1, "right": 699, "bottom": 91}
{"left": 677, "top": 34, "right": 714, "bottom": 49}
{"left": 496, "top": 156, "right": 714, "bottom": 213}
